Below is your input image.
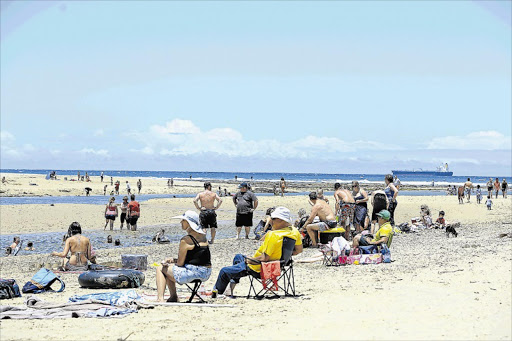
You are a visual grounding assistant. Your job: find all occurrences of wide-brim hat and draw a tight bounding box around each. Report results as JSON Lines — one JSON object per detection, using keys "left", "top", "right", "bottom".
{"left": 172, "top": 210, "right": 205, "bottom": 234}
{"left": 270, "top": 206, "right": 291, "bottom": 223}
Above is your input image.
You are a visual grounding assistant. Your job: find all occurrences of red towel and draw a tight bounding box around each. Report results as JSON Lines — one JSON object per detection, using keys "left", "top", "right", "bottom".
{"left": 260, "top": 261, "right": 281, "bottom": 291}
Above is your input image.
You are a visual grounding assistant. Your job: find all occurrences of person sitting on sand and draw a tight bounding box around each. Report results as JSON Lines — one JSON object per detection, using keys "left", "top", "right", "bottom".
{"left": 334, "top": 183, "right": 356, "bottom": 240}
{"left": 434, "top": 211, "right": 446, "bottom": 229}
{"left": 193, "top": 182, "right": 223, "bottom": 244}
{"left": 352, "top": 210, "right": 393, "bottom": 249}
{"left": 24, "top": 241, "right": 35, "bottom": 251}
{"left": 155, "top": 211, "right": 212, "bottom": 302}
{"left": 211, "top": 207, "right": 302, "bottom": 298}
{"left": 303, "top": 192, "right": 337, "bottom": 247}
{"left": 51, "top": 222, "right": 92, "bottom": 271}
{"left": 104, "top": 196, "right": 118, "bottom": 230}
{"left": 412, "top": 205, "right": 433, "bottom": 228}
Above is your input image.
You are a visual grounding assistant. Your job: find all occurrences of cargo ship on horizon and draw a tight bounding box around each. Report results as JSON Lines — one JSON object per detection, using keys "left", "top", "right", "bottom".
{"left": 392, "top": 163, "right": 453, "bottom": 176}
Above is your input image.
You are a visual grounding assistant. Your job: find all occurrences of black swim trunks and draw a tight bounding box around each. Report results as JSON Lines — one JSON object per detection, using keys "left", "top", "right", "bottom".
{"left": 236, "top": 212, "right": 253, "bottom": 227}
{"left": 200, "top": 209, "right": 218, "bottom": 229}
{"left": 128, "top": 216, "right": 139, "bottom": 225}
{"left": 105, "top": 215, "right": 116, "bottom": 221}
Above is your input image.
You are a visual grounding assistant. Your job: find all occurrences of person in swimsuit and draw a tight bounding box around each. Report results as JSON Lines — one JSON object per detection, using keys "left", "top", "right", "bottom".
{"left": 115, "top": 181, "right": 120, "bottom": 195}
{"left": 193, "top": 182, "right": 223, "bottom": 244}
{"left": 309, "top": 189, "right": 329, "bottom": 206}
{"left": 303, "top": 192, "right": 337, "bottom": 247}
{"left": 155, "top": 211, "right": 212, "bottom": 302}
{"left": 120, "top": 196, "right": 129, "bottom": 230}
{"left": 502, "top": 179, "right": 508, "bottom": 198}
{"left": 104, "top": 197, "right": 118, "bottom": 230}
{"left": 334, "top": 183, "right": 356, "bottom": 239}
{"left": 51, "top": 222, "right": 92, "bottom": 271}
{"left": 137, "top": 179, "right": 142, "bottom": 194}
{"left": 280, "top": 177, "right": 286, "bottom": 197}
{"left": 352, "top": 181, "right": 369, "bottom": 233}
{"left": 486, "top": 178, "right": 493, "bottom": 198}
{"left": 494, "top": 178, "right": 500, "bottom": 199}
{"left": 384, "top": 174, "right": 399, "bottom": 226}
{"left": 127, "top": 194, "right": 140, "bottom": 231}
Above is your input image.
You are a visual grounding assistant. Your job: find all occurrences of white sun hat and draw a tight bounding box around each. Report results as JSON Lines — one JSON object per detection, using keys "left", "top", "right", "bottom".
{"left": 270, "top": 206, "right": 291, "bottom": 223}
{"left": 172, "top": 210, "right": 205, "bottom": 234}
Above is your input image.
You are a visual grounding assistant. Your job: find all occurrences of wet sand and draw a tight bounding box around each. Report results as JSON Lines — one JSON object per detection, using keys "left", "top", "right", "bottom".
{"left": 0, "top": 174, "right": 511, "bottom": 340}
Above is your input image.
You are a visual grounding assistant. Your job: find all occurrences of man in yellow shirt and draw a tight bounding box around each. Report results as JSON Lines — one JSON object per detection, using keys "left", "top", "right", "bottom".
{"left": 212, "top": 207, "right": 302, "bottom": 297}
{"left": 352, "top": 210, "right": 393, "bottom": 248}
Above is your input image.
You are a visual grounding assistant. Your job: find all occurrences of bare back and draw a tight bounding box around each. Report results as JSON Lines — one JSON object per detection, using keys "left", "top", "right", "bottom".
{"left": 66, "top": 235, "right": 90, "bottom": 265}
{"left": 311, "top": 200, "right": 335, "bottom": 221}
{"left": 196, "top": 190, "right": 221, "bottom": 209}
{"left": 335, "top": 189, "right": 355, "bottom": 204}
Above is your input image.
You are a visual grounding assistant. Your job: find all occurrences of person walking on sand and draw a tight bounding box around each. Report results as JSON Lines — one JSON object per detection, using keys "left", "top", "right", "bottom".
{"left": 501, "top": 179, "right": 508, "bottom": 198}
{"left": 104, "top": 197, "right": 118, "bottom": 230}
{"left": 279, "top": 177, "right": 286, "bottom": 197}
{"left": 100, "top": 171, "right": 104, "bottom": 182}
{"left": 464, "top": 178, "right": 473, "bottom": 202}
{"left": 120, "top": 196, "right": 129, "bottom": 229}
{"left": 193, "top": 182, "right": 223, "bottom": 244}
{"left": 494, "top": 178, "right": 500, "bottom": 199}
{"left": 233, "top": 182, "right": 258, "bottom": 239}
{"left": 167, "top": 179, "right": 171, "bottom": 188}
{"left": 126, "top": 181, "right": 131, "bottom": 195}
{"left": 127, "top": 194, "right": 140, "bottom": 231}
{"left": 110, "top": 176, "right": 113, "bottom": 186}
{"left": 103, "top": 184, "right": 107, "bottom": 196}
{"left": 115, "top": 180, "right": 120, "bottom": 195}
{"left": 137, "top": 179, "right": 142, "bottom": 194}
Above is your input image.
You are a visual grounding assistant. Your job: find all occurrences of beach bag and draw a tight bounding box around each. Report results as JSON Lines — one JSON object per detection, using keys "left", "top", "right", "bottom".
{"left": 381, "top": 244, "right": 391, "bottom": 263}
{"left": 0, "top": 279, "right": 22, "bottom": 299}
{"left": 254, "top": 220, "right": 266, "bottom": 240}
{"left": 22, "top": 268, "right": 65, "bottom": 294}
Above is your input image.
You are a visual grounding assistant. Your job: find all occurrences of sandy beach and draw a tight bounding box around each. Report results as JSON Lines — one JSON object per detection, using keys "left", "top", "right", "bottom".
{"left": 0, "top": 173, "right": 511, "bottom": 340}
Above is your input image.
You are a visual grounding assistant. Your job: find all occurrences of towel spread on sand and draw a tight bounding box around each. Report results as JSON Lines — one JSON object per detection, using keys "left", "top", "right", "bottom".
{"left": 260, "top": 261, "right": 281, "bottom": 291}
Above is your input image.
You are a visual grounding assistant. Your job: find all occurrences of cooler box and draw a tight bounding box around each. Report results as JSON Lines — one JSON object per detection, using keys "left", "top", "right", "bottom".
{"left": 121, "top": 254, "right": 148, "bottom": 271}
{"left": 319, "top": 227, "right": 346, "bottom": 244}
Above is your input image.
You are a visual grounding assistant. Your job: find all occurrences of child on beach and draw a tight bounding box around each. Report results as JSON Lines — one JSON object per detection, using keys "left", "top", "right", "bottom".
{"left": 434, "top": 211, "right": 446, "bottom": 229}
{"left": 486, "top": 196, "right": 492, "bottom": 210}
{"left": 476, "top": 185, "right": 482, "bottom": 204}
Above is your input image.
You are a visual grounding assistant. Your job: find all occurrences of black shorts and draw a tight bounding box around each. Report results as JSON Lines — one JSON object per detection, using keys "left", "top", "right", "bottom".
{"left": 236, "top": 212, "right": 253, "bottom": 227}
{"left": 487, "top": 187, "right": 493, "bottom": 192}
{"left": 120, "top": 212, "right": 127, "bottom": 223}
{"left": 105, "top": 215, "right": 116, "bottom": 221}
{"left": 200, "top": 209, "right": 218, "bottom": 229}
{"left": 371, "top": 201, "right": 387, "bottom": 221}
{"left": 128, "top": 216, "right": 139, "bottom": 225}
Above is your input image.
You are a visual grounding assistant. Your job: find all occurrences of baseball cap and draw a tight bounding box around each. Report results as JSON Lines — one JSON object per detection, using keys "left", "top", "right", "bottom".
{"left": 376, "top": 210, "right": 391, "bottom": 220}
{"left": 171, "top": 210, "right": 205, "bottom": 234}
{"left": 270, "top": 206, "right": 291, "bottom": 223}
{"left": 239, "top": 182, "right": 248, "bottom": 188}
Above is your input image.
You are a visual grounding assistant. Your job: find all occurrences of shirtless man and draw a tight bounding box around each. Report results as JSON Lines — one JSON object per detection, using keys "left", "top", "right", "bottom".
{"left": 303, "top": 192, "right": 337, "bottom": 247}
{"left": 464, "top": 178, "right": 473, "bottom": 202}
{"left": 193, "top": 182, "right": 223, "bottom": 244}
{"left": 334, "top": 183, "right": 356, "bottom": 240}
{"left": 309, "top": 188, "right": 329, "bottom": 206}
{"left": 280, "top": 177, "right": 286, "bottom": 197}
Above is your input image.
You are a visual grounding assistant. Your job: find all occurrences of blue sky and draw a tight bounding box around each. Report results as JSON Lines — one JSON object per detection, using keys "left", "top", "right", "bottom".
{"left": 1, "top": 1, "right": 511, "bottom": 175}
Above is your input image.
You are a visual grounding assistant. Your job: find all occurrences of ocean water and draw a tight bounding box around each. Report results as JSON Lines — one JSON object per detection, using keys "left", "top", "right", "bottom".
{"left": 1, "top": 168, "right": 509, "bottom": 186}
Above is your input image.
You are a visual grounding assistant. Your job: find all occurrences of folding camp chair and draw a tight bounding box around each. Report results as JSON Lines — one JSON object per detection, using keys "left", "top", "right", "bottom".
{"left": 246, "top": 237, "right": 296, "bottom": 299}
{"left": 184, "top": 279, "right": 205, "bottom": 303}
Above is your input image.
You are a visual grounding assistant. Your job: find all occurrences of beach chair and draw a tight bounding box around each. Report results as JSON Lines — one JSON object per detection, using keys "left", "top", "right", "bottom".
{"left": 245, "top": 237, "right": 296, "bottom": 299}
{"left": 184, "top": 279, "right": 205, "bottom": 303}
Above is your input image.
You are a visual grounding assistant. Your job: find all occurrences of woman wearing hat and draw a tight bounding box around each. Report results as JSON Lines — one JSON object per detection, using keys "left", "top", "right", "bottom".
{"left": 155, "top": 210, "right": 212, "bottom": 302}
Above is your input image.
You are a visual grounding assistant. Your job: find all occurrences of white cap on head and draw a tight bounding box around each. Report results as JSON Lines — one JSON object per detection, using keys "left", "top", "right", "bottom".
{"left": 171, "top": 210, "right": 205, "bottom": 234}
{"left": 270, "top": 206, "right": 291, "bottom": 223}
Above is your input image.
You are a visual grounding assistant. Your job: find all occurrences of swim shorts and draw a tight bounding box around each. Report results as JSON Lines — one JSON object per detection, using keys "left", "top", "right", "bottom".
{"left": 105, "top": 215, "right": 116, "bottom": 221}
{"left": 236, "top": 213, "right": 253, "bottom": 227}
{"left": 465, "top": 188, "right": 471, "bottom": 195}
{"left": 317, "top": 220, "right": 337, "bottom": 232}
{"left": 120, "top": 212, "right": 127, "bottom": 223}
{"left": 172, "top": 264, "right": 212, "bottom": 285}
{"left": 128, "top": 216, "right": 139, "bottom": 225}
{"left": 200, "top": 209, "right": 218, "bottom": 229}
{"left": 337, "top": 203, "right": 355, "bottom": 224}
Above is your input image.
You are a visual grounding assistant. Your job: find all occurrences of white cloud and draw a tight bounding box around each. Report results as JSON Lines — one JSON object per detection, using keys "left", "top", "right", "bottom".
{"left": 0, "top": 131, "right": 15, "bottom": 143}
{"left": 79, "top": 148, "right": 109, "bottom": 156}
{"left": 427, "top": 131, "right": 511, "bottom": 150}
{"left": 93, "top": 129, "right": 105, "bottom": 137}
{"left": 135, "top": 119, "right": 401, "bottom": 159}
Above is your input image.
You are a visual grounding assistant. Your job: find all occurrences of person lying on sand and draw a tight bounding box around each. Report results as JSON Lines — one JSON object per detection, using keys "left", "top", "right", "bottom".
{"left": 51, "top": 222, "right": 92, "bottom": 271}
{"left": 211, "top": 207, "right": 302, "bottom": 298}
{"left": 303, "top": 192, "right": 337, "bottom": 247}
{"left": 352, "top": 210, "right": 393, "bottom": 250}
{"left": 155, "top": 211, "right": 211, "bottom": 302}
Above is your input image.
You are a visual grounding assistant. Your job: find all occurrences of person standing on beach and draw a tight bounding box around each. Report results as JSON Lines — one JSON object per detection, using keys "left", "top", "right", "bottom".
{"left": 384, "top": 174, "right": 399, "bottom": 226}
{"left": 334, "top": 183, "right": 356, "bottom": 239}
{"left": 100, "top": 171, "right": 104, "bottom": 182}
{"left": 194, "top": 182, "right": 223, "bottom": 244}
{"left": 110, "top": 176, "right": 113, "bottom": 185}
{"left": 464, "top": 178, "right": 473, "bottom": 202}
{"left": 120, "top": 196, "right": 129, "bottom": 229}
{"left": 127, "top": 194, "right": 140, "bottom": 231}
{"left": 393, "top": 176, "right": 401, "bottom": 190}
{"left": 126, "top": 181, "right": 131, "bottom": 195}
{"left": 486, "top": 178, "right": 493, "bottom": 198}
{"left": 137, "top": 179, "right": 142, "bottom": 194}
{"left": 280, "top": 177, "right": 286, "bottom": 197}
{"left": 77, "top": 171, "right": 80, "bottom": 181}
{"left": 103, "top": 184, "right": 107, "bottom": 196}
{"left": 104, "top": 197, "right": 118, "bottom": 230}
{"left": 352, "top": 181, "right": 369, "bottom": 233}
{"left": 501, "top": 179, "right": 508, "bottom": 198}
{"left": 233, "top": 182, "right": 258, "bottom": 239}
{"left": 115, "top": 180, "right": 120, "bottom": 195}
{"left": 494, "top": 178, "right": 500, "bottom": 199}
{"left": 167, "top": 179, "right": 171, "bottom": 188}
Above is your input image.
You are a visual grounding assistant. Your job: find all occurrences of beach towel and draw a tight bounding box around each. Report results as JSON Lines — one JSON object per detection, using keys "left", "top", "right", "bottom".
{"left": 260, "top": 261, "right": 281, "bottom": 291}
